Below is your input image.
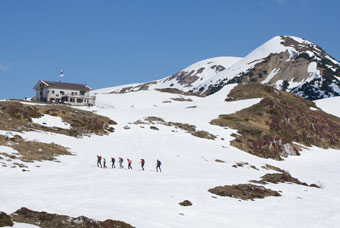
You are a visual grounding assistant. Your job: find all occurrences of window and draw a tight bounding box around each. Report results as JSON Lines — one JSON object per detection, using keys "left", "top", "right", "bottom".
{"left": 75, "top": 92, "right": 78, "bottom": 95}
{"left": 71, "top": 92, "right": 74, "bottom": 95}
{"left": 70, "top": 98, "right": 75, "bottom": 102}
{"left": 77, "top": 98, "right": 83, "bottom": 103}
{"left": 60, "top": 91, "right": 65, "bottom": 95}
{"left": 80, "top": 91, "right": 86, "bottom": 95}
{"left": 52, "top": 90, "right": 55, "bottom": 94}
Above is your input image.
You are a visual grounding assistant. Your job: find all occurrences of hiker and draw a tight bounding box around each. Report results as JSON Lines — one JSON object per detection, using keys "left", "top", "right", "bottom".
{"left": 97, "top": 155, "right": 102, "bottom": 168}
{"left": 103, "top": 157, "right": 107, "bottom": 169}
{"left": 111, "top": 157, "right": 116, "bottom": 168}
{"left": 156, "top": 159, "right": 162, "bottom": 172}
{"left": 119, "top": 157, "right": 124, "bottom": 168}
{"left": 127, "top": 158, "right": 133, "bottom": 169}
{"left": 140, "top": 159, "right": 145, "bottom": 171}
{"left": 5, "top": 132, "right": 12, "bottom": 142}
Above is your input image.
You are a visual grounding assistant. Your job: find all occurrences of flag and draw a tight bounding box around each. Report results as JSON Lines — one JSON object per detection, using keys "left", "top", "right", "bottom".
{"left": 60, "top": 68, "right": 64, "bottom": 78}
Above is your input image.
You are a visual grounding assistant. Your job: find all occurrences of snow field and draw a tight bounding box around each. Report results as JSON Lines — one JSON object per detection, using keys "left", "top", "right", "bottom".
{"left": 1, "top": 85, "right": 340, "bottom": 228}
{"left": 31, "top": 115, "right": 71, "bottom": 129}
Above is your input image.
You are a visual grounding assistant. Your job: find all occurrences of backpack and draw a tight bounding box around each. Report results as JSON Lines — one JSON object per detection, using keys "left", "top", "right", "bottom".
{"left": 141, "top": 159, "right": 145, "bottom": 164}
{"left": 158, "top": 160, "right": 161, "bottom": 166}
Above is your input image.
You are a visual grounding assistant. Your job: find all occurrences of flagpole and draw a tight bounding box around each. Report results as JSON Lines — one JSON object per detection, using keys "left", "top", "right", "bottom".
{"left": 60, "top": 68, "right": 64, "bottom": 82}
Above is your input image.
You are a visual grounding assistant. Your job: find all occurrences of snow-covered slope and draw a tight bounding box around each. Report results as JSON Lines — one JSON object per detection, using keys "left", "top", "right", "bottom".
{"left": 95, "top": 56, "right": 241, "bottom": 95}
{"left": 154, "top": 56, "right": 241, "bottom": 90}
{"left": 1, "top": 87, "right": 340, "bottom": 228}
{"left": 314, "top": 96, "right": 340, "bottom": 117}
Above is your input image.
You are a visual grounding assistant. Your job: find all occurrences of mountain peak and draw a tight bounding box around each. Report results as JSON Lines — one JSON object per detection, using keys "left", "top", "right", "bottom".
{"left": 96, "top": 36, "right": 340, "bottom": 100}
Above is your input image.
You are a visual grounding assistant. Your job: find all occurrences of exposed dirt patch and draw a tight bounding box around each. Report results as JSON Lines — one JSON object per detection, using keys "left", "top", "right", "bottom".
{"left": 0, "top": 211, "right": 13, "bottom": 227}
{"left": 225, "top": 83, "right": 278, "bottom": 101}
{"left": 254, "top": 164, "right": 320, "bottom": 188}
{"left": 144, "top": 116, "right": 165, "bottom": 123}
{"left": 250, "top": 173, "right": 319, "bottom": 188}
{"left": 7, "top": 207, "right": 134, "bottom": 228}
{"left": 163, "top": 70, "right": 201, "bottom": 88}
{"left": 232, "top": 161, "right": 259, "bottom": 170}
{"left": 156, "top": 88, "right": 203, "bottom": 97}
{"left": 185, "top": 105, "right": 197, "bottom": 109}
{"left": 0, "top": 101, "right": 117, "bottom": 137}
{"left": 141, "top": 116, "right": 216, "bottom": 140}
{"left": 215, "top": 159, "right": 225, "bottom": 163}
{"left": 170, "top": 97, "right": 193, "bottom": 102}
{"left": 0, "top": 134, "right": 71, "bottom": 163}
{"left": 209, "top": 184, "right": 281, "bottom": 200}
{"left": 262, "top": 164, "right": 288, "bottom": 174}
{"left": 179, "top": 200, "right": 192, "bottom": 206}
{"left": 150, "top": 126, "right": 159, "bottom": 130}
{"left": 110, "top": 81, "right": 158, "bottom": 94}
{"left": 211, "top": 83, "right": 340, "bottom": 160}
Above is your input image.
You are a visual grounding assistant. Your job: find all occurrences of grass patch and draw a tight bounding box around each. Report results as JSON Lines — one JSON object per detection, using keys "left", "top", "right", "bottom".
{"left": 170, "top": 97, "right": 193, "bottom": 102}
{"left": 0, "top": 101, "right": 117, "bottom": 137}
{"left": 250, "top": 173, "right": 320, "bottom": 188}
{"left": 211, "top": 83, "right": 340, "bottom": 160}
{"left": 142, "top": 117, "right": 217, "bottom": 140}
{"left": 215, "top": 159, "right": 225, "bottom": 163}
{"left": 209, "top": 184, "right": 281, "bottom": 200}
{"left": 156, "top": 88, "right": 203, "bottom": 97}
{"left": 11, "top": 207, "right": 135, "bottom": 228}
{"left": 0, "top": 212, "right": 13, "bottom": 227}
{"left": 0, "top": 135, "right": 71, "bottom": 162}
{"left": 179, "top": 200, "right": 192, "bottom": 206}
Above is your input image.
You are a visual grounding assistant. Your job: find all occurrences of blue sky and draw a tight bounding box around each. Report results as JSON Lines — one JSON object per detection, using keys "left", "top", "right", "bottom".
{"left": 0, "top": 0, "right": 339, "bottom": 99}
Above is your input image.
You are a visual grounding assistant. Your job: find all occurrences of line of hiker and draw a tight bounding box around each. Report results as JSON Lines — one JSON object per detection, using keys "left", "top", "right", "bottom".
{"left": 97, "top": 155, "right": 161, "bottom": 172}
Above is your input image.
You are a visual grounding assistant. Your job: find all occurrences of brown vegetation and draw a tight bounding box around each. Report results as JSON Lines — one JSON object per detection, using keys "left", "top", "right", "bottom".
{"left": 211, "top": 83, "right": 340, "bottom": 160}
{"left": 137, "top": 116, "right": 217, "bottom": 140}
{"left": 0, "top": 101, "right": 117, "bottom": 137}
{"left": 185, "top": 105, "right": 197, "bottom": 109}
{"left": 250, "top": 173, "right": 319, "bottom": 188}
{"left": 0, "top": 212, "right": 13, "bottom": 227}
{"left": 170, "top": 97, "right": 193, "bottom": 102}
{"left": 209, "top": 184, "right": 281, "bottom": 200}
{"left": 179, "top": 200, "right": 192, "bottom": 206}
{"left": 215, "top": 159, "right": 225, "bottom": 163}
{"left": 0, "top": 134, "right": 71, "bottom": 163}
{"left": 252, "top": 164, "right": 320, "bottom": 188}
{"left": 7, "top": 207, "right": 135, "bottom": 228}
{"left": 262, "top": 164, "right": 288, "bottom": 174}
{"left": 156, "top": 88, "right": 203, "bottom": 97}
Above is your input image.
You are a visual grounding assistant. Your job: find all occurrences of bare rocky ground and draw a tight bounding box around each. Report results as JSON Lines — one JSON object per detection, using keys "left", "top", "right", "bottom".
{"left": 0, "top": 208, "right": 134, "bottom": 228}
{"left": 132, "top": 116, "right": 216, "bottom": 140}
{"left": 211, "top": 83, "right": 340, "bottom": 160}
{"left": 209, "top": 184, "right": 281, "bottom": 200}
{"left": 0, "top": 101, "right": 116, "bottom": 137}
